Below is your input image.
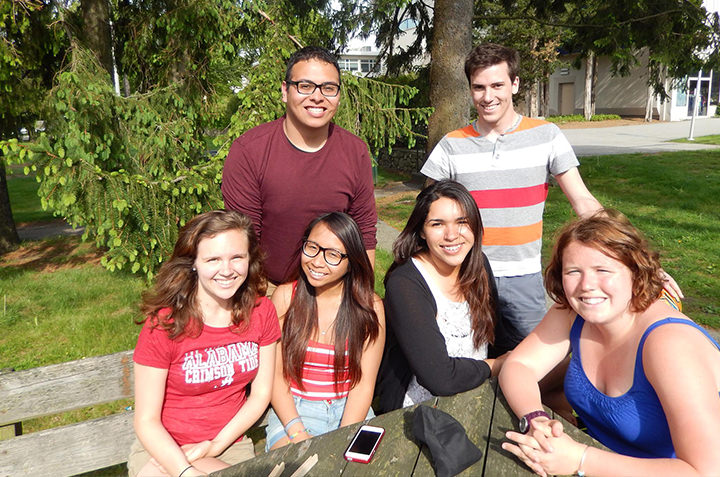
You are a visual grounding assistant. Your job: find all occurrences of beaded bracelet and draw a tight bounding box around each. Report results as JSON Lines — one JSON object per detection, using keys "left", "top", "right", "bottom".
{"left": 178, "top": 465, "right": 193, "bottom": 477}
{"left": 288, "top": 428, "right": 307, "bottom": 441}
{"left": 284, "top": 417, "right": 303, "bottom": 433}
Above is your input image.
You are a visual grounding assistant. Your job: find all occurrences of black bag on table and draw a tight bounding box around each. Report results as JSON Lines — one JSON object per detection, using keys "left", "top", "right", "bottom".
{"left": 412, "top": 404, "right": 483, "bottom": 477}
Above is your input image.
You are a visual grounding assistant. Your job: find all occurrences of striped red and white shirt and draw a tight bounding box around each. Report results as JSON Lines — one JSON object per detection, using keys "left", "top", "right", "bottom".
{"left": 290, "top": 340, "right": 351, "bottom": 400}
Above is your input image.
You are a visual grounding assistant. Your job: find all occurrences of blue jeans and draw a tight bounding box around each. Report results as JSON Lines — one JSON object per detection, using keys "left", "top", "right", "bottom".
{"left": 264, "top": 395, "right": 374, "bottom": 451}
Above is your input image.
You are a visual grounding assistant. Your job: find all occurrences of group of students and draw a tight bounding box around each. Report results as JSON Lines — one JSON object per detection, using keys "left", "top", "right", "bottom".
{"left": 128, "top": 180, "right": 720, "bottom": 477}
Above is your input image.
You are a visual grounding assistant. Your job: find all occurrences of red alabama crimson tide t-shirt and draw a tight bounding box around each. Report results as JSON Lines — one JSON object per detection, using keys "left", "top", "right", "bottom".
{"left": 133, "top": 297, "right": 280, "bottom": 445}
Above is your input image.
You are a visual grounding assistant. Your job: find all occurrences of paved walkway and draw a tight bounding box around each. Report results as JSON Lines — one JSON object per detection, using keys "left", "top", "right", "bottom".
{"left": 562, "top": 117, "right": 720, "bottom": 156}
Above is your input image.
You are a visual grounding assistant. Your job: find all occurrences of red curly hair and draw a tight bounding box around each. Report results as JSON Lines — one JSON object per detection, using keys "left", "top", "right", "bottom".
{"left": 545, "top": 210, "right": 663, "bottom": 313}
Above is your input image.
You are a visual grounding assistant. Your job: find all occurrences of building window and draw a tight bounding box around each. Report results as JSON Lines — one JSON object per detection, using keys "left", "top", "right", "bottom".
{"left": 360, "top": 59, "right": 375, "bottom": 73}
{"left": 339, "top": 59, "right": 359, "bottom": 72}
{"left": 711, "top": 70, "right": 719, "bottom": 105}
{"left": 676, "top": 80, "right": 687, "bottom": 107}
{"left": 399, "top": 18, "right": 418, "bottom": 31}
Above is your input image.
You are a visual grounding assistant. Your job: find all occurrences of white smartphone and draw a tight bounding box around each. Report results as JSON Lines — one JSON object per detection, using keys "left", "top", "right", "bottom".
{"left": 343, "top": 424, "right": 385, "bottom": 463}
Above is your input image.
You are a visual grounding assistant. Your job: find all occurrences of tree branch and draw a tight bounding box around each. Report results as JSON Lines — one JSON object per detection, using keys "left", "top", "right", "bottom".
{"left": 475, "top": 9, "right": 685, "bottom": 29}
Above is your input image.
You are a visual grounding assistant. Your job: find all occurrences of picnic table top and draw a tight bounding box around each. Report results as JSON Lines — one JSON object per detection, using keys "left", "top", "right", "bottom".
{"left": 212, "top": 378, "right": 599, "bottom": 477}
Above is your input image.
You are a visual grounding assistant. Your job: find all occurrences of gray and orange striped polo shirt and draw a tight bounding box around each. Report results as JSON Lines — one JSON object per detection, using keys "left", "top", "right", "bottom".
{"left": 421, "top": 115, "right": 579, "bottom": 277}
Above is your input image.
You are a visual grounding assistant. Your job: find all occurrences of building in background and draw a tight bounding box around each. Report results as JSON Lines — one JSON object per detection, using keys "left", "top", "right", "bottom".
{"left": 338, "top": 45, "right": 381, "bottom": 76}
{"left": 547, "top": 0, "right": 719, "bottom": 121}
{"left": 338, "top": 15, "right": 428, "bottom": 76}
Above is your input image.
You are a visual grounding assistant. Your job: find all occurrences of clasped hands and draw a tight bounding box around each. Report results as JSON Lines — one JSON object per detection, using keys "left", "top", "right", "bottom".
{"left": 149, "top": 440, "right": 219, "bottom": 476}
{"left": 502, "top": 418, "right": 588, "bottom": 477}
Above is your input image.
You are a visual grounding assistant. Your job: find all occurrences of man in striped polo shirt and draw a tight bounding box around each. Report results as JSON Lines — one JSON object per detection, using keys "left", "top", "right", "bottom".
{"left": 421, "top": 43, "right": 603, "bottom": 351}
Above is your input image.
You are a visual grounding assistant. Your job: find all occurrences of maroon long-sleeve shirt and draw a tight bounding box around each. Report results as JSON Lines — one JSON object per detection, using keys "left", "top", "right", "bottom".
{"left": 222, "top": 117, "right": 377, "bottom": 283}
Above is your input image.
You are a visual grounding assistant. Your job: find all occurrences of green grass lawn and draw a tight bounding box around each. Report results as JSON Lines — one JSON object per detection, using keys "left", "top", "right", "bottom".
{"left": 670, "top": 134, "right": 720, "bottom": 145}
{"left": 0, "top": 235, "right": 145, "bottom": 370}
{"left": 6, "top": 166, "right": 56, "bottom": 223}
{"left": 546, "top": 150, "right": 720, "bottom": 328}
{"left": 3, "top": 152, "right": 719, "bottom": 364}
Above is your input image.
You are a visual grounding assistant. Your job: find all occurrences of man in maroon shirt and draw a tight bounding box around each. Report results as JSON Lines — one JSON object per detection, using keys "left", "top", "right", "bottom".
{"left": 222, "top": 46, "right": 377, "bottom": 285}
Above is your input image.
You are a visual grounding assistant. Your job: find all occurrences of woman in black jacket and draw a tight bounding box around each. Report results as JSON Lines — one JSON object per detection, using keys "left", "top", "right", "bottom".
{"left": 375, "top": 180, "right": 507, "bottom": 413}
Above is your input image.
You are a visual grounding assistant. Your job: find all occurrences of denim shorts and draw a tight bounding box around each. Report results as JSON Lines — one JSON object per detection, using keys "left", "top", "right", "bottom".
{"left": 265, "top": 395, "right": 374, "bottom": 451}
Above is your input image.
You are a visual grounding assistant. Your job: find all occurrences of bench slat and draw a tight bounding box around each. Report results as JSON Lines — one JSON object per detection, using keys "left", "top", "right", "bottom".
{"left": 0, "top": 411, "right": 135, "bottom": 477}
{"left": 0, "top": 350, "right": 134, "bottom": 426}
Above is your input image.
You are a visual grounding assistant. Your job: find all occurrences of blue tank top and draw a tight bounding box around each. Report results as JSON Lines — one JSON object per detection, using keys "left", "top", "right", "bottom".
{"left": 565, "top": 316, "right": 720, "bottom": 458}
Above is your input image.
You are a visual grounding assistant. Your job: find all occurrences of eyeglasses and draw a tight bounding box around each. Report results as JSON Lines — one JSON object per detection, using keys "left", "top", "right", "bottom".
{"left": 302, "top": 240, "right": 347, "bottom": 266}
{"left": 286, "top": 80, "right": 341, "bottom": 97}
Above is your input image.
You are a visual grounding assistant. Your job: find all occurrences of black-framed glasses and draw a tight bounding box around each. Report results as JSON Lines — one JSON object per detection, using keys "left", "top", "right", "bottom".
{"left": 286, "top": 80, "right": 341, "bottom": 97}
{"left": 302, "top": 240, "right": 347, "bottom": 266}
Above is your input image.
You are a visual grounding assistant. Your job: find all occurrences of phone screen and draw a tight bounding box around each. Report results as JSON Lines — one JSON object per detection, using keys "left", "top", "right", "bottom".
{"left": 348, "top": 429, "right": 382, "bottom": 455}
{"left": 345, "top": 425, "right": 385, "bottom": 463}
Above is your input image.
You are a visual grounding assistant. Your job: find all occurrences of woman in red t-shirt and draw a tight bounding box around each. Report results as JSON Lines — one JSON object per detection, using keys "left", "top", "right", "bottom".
{"left": 129, "top": 210, "right": 280, "bottom": 477}
{"left": 265, "top": 212, "right": 385, "bottom": 449}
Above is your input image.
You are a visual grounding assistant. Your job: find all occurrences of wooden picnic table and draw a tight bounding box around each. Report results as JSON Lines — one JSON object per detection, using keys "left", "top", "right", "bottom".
{"left": 212, "top": 378, "right": 600, "bottom": 477}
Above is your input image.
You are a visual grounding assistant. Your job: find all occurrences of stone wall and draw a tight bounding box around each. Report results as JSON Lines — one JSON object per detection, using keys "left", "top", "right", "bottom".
{"left": 376, "top": 147, "right": 427, "bottom": 174}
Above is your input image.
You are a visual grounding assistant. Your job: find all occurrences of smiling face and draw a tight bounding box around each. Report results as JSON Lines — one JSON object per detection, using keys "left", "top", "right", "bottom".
{"left": 420, "top": 197, "right": 475, "bottom": 275}
{"left": 282, "top": 59, "right": 340, "bottom": 136}
{"left": 561, "top": 241, "right": 635, "bottom": 324}
{"left": 469, "top": 61, "right": 519, "bottom": 134}
{"left": 301, "top": 221, "right": 349, "bottom": 292}
{"left": 194, "top": 229, "right": 250, "bottom": 311}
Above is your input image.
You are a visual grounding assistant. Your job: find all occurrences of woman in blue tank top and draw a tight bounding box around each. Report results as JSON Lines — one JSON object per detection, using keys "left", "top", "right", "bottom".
{"left": 498, "top": 210, "right": 720, "bottom": 476}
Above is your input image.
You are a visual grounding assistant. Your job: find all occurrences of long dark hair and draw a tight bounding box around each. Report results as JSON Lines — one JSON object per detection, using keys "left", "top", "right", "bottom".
{"left": 140, "top": 210, "right": 266, "bottom": 339}
{"left": 282, "top": 212, "right": 379, "bottom": 391}
{"left": 386, "top": 180, "right": 495, "bottom": 347}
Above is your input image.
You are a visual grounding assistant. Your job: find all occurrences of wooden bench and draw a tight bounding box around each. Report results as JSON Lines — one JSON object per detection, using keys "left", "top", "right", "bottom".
{"left": 0, "top": 350, "right": 135, "bottom": 477}
{"left": 0, "top": 350, "right": 272, "bottom": 476}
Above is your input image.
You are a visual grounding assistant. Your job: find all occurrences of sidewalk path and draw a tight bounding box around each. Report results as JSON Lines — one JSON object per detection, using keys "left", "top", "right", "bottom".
{"left": 16, "top": 219, "right": 84, "bottom": 241}
{"left": 562, "top": 117, "right": 720, "bottom": 156}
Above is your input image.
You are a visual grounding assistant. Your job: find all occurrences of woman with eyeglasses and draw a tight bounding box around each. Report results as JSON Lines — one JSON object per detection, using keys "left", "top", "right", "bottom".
{"left": 375, "top": 180, "right": 504, "bottom": 413}
{"left": 264, "top": 212, "right": 385, "bottom": 450}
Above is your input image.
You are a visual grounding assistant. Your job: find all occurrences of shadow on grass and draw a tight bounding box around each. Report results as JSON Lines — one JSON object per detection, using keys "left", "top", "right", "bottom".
{"left": 0, "top": 235, "right": 103, "bottom": 273}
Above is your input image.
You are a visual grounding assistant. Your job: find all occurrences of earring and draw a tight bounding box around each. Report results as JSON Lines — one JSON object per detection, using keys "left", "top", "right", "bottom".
{"left": 191, "top": 267, "right": 196, "bottom": 272}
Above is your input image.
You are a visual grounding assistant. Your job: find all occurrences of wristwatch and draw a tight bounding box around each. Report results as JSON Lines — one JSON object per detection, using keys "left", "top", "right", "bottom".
{"left": 518, "top": 410, "right": 550, "bottom": 434}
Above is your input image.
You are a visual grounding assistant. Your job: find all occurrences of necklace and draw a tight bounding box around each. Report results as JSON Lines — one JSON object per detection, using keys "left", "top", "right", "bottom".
{"left": 319, "top": 318, "right": 337, "bottom": 336}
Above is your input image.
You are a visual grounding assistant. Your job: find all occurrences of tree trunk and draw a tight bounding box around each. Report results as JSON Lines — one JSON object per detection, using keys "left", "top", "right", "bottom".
{"left": 644, "top": 63, "right": 654, "bottom": 122}
{"left": 527, "top": 80, "right": 539, "bottom": 118}
{"left": 0, "top": 162, "right": 20, "bottom": 254}
{"left": 81, "top": 0, "right": 114, "bottom": 78}
{"left": 540, "top": 80, "right": 549, "bottom": 117}
{"left": 427, "top": 0, "right": 473, "bottom": 154}
{"left": 644, "top": 84, "right": 654, "bottom": 121}
{"left": 583, "top": 51, "right": 594, "bottom": 120}
{"left": 590, "top": 54, "right": 597, "bottom": 116}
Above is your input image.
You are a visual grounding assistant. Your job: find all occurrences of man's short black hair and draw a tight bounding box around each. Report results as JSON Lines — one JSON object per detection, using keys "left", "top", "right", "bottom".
{"left": 464, "top": 43, "right": 520, "bottom": 85}
{"left": 284, "top": 46, "right": 341, "bottom": 84}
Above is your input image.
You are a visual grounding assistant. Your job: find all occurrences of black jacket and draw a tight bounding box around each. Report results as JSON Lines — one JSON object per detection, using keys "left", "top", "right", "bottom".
{"left": 375, "top": 254, "right": 506, "bottom": 413}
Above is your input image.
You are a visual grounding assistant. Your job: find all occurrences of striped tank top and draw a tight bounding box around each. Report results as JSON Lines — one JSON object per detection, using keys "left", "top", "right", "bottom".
{"left": 290, "top": 340, "right": 351, "bottom": 400}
